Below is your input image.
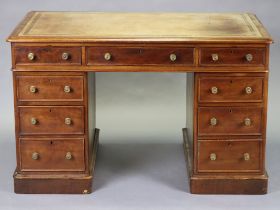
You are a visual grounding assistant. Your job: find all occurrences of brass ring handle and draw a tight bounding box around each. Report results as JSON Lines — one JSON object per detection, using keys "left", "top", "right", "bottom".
{"left": 170, "top": 53, "right": 177, "bottom": 62}
{"left": 210, "top": 117, "right": 217, "bottom": 126}
{"left": 64, "top": 117, "right": 72, "bottom": 125}
{"left": 64, "top": 85, "right": 71, "bottom": 93}
{"left": 104, "top": 52, "right": 111, "bottom": 61}
{"left": 244, "top": 118, "right": 251, "bottom": 126}
{"left": 65, "top": 152, "right": 72, "bottom": 160}
{"left": 244, "top": 153, "right": 250, "bottom": 161}
{"left": 62, "top": 52, "right": 70, "bottom": 60}
{"left": 211, "top": 53, "right": 219, "bottom": 62}
{"left": 28, "top": 52, "right": 35, "bottom": 61}
{"left": 211, "top": 86, "right": 218, "bottom": 94}
{"left": 32, "top": 152, "right": 39, "bottom": 160}
{"left": 245, "top": 86, "right": 253, "bottom": 94}
{"left": 29, "top": 86, "right": 37, "bottom": 93}
{"left": 31, "top": 118, "right": 38, "bottom": 125}
{"left": 210, "top": 153, "right": 216, "bottom": 161}
{"left": 245, "top": 54, "right": 253, "bottom": 62}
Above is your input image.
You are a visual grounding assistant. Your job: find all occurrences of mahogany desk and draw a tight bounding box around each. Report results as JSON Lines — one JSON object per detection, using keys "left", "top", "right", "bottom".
{"left": 7, "top": 12, "right": 272, "bottom": 194}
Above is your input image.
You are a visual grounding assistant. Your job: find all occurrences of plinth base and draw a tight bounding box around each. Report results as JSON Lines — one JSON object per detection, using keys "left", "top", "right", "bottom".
{"left": 182, "top": 128, "right": 268, "bottom": 194}
{"left": 14, "top": 129, "right": 100, "bottom": 194}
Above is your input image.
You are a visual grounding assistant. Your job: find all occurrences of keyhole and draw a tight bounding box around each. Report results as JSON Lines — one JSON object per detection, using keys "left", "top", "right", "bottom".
{"left": 229, "top": 109, "right": 232, "bottom": 113}
{"left": 230, "top": 80, "right": 233, "bottom": 84}
{"left": 50, "top": 141, "right": 53, "bottom": 145}
{"left": 49, "top": 109, "right": 52, "bottom": 112}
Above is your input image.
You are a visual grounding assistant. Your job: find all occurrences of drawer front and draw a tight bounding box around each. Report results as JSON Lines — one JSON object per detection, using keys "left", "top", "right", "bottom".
{"left": 14, "top": 46, "right": 82, "bottom": 65}
{"left": 86, "top": 47, "right": 194, "bottom": 65}
{"left": 198, "top": 140, "right": 261, "bottom": 172}
{"left": 16, "top": 75, "right": 84, "bottom": 102}
{"left": 198, "top": 107, "right": 262, "bottom": 136}
{"left": 200, "top": 48, "right": 265, "bottom": 66}
{"left": 19, "top": 106, "right": 84, "bottom": 135}
{"left": 20, "top": 138, "right": 85, "bottom": 171}
{"left": 198, "top": 76, "right": 264, "bottom": 102}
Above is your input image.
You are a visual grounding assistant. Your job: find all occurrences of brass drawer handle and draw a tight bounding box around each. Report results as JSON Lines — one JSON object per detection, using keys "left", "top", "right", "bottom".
{"left": 65, "top": 152, "right": 72, "bottom": 160}
{"left": 64, "top": 117, "right": 72, "bottom": 125}
{"left": 31, "top": 118, "right": 38, "bottom": 125}
{"left": 29, "top": 86, "right": 37, "bottom": 93}
{"left": 210, "top": 117, "right": 217, "bottom": 126}
{"left": 244, "top": 153, "right": 250, "bottom": 161}
{"left": 211, "top": 86, "right": 218, "bottom": 94}
{"left": 27, "top": 52, "right": 35, "bottom": 61}
{"left": 210, "top": 153, "right": 216, "bottom": 161}
{"left": 245, "top": 54, "right": 253, "bottom": 62}
{"left": 244, "top": 118, "right": 251, "bottom": 126}
{"left": 170, "top": 53, "right": 177, "bottom": 62}
{"left": 62, "top": 52, "right": 70, "bottom": 60}
{"left": 245, "top": 86, "right": 253, "bottom": 94}
{"left": 64, "top": 85, "right": 71, "bottom": 93}
{"left": 104, "top": 52, "right": 111, "bottom": 61}
{"left": 32, "top": 152, "right": 39, "bottom": 160}
{"left": 211, "top": 53, "right": 219, "bottom": 62}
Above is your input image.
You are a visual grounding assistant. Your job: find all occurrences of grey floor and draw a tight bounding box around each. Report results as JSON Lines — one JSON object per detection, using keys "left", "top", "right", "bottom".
{"left": 1, "top": 0, "right": 280, "bottom": 209}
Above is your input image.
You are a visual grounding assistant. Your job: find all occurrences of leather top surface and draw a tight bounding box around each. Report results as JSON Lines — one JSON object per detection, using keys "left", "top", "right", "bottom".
{"left": 7, "top": 12, "right": 272, "bottom": 43}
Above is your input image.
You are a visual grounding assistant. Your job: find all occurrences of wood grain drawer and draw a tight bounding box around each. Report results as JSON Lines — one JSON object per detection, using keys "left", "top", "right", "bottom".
{"left": 19, "top": 138, "right": 85, "bottom": 171}
{"left": 18, "top": 106, "right": 84, "bottom": 135}
{"left": 197, "top": 140, "right": 262, "bottom": 173}
{"left": 199, "top": 48, "right": 265, "bottom": 66}
{"left": 14, "top": 46, "right": 82, "bottom": 65}
{"left": 198, "top": 107, "right": 262, "bottom": 136}
{"left": 16, "top": 75, "right": 84, "bottom": 102}
{"left": 198, "top": 76, "right": 264, "bottom": 102}
{"left": 86, "top": 47, "right": 194, "bottom": 65}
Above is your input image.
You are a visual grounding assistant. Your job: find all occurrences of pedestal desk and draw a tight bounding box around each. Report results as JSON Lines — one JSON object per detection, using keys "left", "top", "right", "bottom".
{"left": 7, "top": 12, "right": 273, "bottom": 194}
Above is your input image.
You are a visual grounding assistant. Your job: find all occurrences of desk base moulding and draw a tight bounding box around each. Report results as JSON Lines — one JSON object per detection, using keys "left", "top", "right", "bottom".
{"left": 183, "top": 128, "right": 268, "bottom": 194}
{"left": 14, "top": 129, "right": 99, "bottom": 194}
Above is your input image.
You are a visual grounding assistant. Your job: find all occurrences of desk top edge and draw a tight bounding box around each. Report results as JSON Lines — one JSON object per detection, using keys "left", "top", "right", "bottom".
{"left": 7, "top": 11, "right": 273, "bottom": 43}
